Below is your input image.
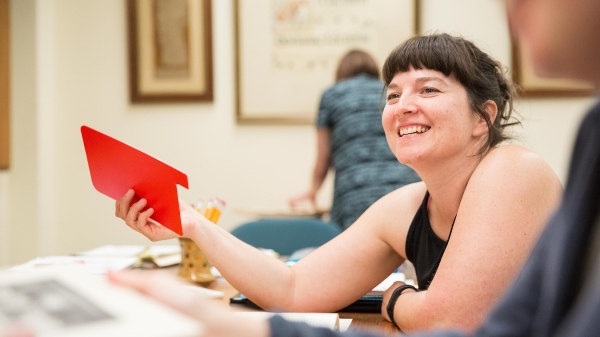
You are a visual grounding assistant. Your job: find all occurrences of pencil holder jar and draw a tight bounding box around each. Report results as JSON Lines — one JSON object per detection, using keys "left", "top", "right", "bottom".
{"left": 178, "top": 237, "right": 215, "bottom": 285}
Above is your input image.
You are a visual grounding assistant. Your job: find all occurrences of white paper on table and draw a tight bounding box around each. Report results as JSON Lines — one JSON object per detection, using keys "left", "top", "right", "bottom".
{"left": 210, "top": 266, "right": 222, "bottom": 278}
{"left": 235, "top": 312, "right": 340, "bottom": 331}
{"left": 10, "top": 256, "right": 137, "bottom": 274}
{"left": 77, "top": 245, "right": 147, "bottom": 257}
{"left": 152, "top": 254, "right": 182, "bottom": 267}
{"left": 77, "top": 245, "right": 180, "bottom": 257}
{"left": 372, "top": 273, "right": 406, "bottom": 292}
{"left": 339, "top": 318, "right": 352, "bottom": 332}
{"left": 76, "top": 245, "right": 182, "bottom": 268}
{"left": 0, "top": 268, "right": 203, "bottom": 337}
{"left": 184, "top": 285, "right": 224, "bottom": 298}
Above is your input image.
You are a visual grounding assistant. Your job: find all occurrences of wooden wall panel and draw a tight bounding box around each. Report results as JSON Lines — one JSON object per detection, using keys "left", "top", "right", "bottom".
{"left": 0, "top": 0, "right": 9, "bottom": 169}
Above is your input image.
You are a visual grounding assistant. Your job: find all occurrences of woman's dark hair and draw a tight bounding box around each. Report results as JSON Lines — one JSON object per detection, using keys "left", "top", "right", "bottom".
{"left": 336, "top": 50, "right": 380, "bottom": 82}
{"left": 382, "top": 33, "right": 519, "bottom": 154}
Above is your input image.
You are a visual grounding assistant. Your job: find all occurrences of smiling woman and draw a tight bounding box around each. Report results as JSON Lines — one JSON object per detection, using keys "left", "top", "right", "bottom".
{"left": 383, "top": 34, "right": 518, "bottom": 159}
{"left": 114, "top": 33, "right": 563, "bottom": 333}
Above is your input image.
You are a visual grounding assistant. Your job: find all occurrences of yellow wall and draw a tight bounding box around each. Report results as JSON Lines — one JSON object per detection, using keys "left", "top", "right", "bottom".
{"left": 0, "top": 0, "right": 595, "bottom": 266}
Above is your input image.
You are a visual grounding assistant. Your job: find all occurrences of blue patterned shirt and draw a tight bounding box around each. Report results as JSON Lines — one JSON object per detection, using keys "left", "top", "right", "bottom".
{"left": 317, "top": 74, "right": 420, "bottom": 229}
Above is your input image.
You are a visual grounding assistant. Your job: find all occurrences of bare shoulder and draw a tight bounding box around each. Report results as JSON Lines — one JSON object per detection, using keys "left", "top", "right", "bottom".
{"left": 350, "top": 181, "right": 426, "bottom": 228}
{"left": 480, "top": 145, "right": 554, "bottom": 170}
{"left": 424, "top": 150, "right": 563, "bottom": 329}
{"left": 474, "top": 145, "right": 561, "bottom": 187}
{"left": 357, "top": 181, "right": 426, "bottom": 257}
{"left": 375, "top": 181, "right": 427, "bottom": 218}
{"left": 382, "top": 181, "right": 427, "bottom": 207}
{"left": 461, "top": 145, "right": 563, "bottom": 231}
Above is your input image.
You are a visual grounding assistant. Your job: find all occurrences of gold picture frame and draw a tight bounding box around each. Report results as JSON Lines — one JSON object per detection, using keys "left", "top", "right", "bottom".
{"left": 512, "top": 38, "right": 597, "bottom": 97}
{"left": 234, "top": 0, "right": 419, "bottom": 124}
{"left": 127, "top": 0, "right": 213, "bottom": 103}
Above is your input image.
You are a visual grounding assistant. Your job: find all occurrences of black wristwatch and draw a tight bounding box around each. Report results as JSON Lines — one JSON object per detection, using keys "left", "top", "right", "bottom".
{"left": 386, "top": 284, "right": 418, "bottom": 328}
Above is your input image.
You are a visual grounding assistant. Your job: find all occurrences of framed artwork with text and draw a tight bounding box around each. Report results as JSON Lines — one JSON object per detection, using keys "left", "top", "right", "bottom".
{"left": 235, "top": 0, "right": 419, "bottom": 124}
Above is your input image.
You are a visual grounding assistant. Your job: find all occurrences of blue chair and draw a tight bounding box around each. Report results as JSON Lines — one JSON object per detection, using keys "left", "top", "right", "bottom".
{"left": 230, "top": 218, "right": 342, "bottom": 256}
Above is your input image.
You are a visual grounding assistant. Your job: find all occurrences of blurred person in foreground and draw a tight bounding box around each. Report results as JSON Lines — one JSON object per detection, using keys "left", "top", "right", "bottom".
{"left": 111, "top": 0, "right": 600, "bottom": 336}
{"left": 289, "top": 49, "right": 420, "bottom": 229}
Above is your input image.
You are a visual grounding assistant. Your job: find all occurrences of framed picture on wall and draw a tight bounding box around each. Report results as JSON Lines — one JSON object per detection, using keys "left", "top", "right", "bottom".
{"left": 234, "top": 0, "right": 419, "bottom": 124}
{"left": 512, "top": 39, "right": 597, "bottom": 97}
{"left": 127, "top": 0, "right": 213, "bottom": 103}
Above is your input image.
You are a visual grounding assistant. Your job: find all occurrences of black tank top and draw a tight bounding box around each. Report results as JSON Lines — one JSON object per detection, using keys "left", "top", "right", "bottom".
{"left": 405, "top": 191, "right": 455, "bottom": 290}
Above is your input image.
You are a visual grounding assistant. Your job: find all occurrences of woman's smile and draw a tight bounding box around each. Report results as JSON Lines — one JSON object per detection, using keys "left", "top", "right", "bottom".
{"left": 398, "top": 125, "right": 431, "bottom": 137}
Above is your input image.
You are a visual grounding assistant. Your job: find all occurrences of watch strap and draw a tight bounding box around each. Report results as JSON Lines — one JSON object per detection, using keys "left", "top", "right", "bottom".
{"left": 386, "top": 284, "right": 418, "bottom": 328}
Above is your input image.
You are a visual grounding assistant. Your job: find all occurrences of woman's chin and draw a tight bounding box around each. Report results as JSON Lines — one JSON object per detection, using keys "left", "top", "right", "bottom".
{"left": 395, "top": 152, "right": 424, "bottom": 167}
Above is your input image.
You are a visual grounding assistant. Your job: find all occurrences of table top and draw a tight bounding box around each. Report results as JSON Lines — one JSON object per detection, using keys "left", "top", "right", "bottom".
{"left": 234, "top": 207, "right": 330, "bottom": 219}
{"left": 203, "top": 277, "right": 400, "bottom": 335}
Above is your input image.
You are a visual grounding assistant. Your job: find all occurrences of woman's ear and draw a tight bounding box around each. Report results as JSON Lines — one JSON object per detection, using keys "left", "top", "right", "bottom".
{"left": 484, "top": 100, "right": 499, "bottom": 124}
{"left": 473, "top": 100, "right": 498, "bottom": 137}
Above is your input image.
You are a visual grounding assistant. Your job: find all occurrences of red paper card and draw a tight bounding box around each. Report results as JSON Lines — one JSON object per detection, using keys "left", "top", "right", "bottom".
{"left": 81, "top": 126, "right": 188, "bottom": 236}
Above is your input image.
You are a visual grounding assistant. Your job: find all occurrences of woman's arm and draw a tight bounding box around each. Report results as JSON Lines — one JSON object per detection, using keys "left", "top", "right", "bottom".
{"left": 110, "top": 270, "right": 416, "bottom": 337}
{"left": 188, "top": 185, "right": 421, "bottom": 311}
{"left": 384, "top": 146, "right": 562, "bottom": 332}
{"left": 289, "top": 128, "right": 332, "bottom": 208}
{"left": 312, "top": 129, "right": 333, "bottom": 194}
{"left": 116, "top": 183, "right": 424, "bottom": 312}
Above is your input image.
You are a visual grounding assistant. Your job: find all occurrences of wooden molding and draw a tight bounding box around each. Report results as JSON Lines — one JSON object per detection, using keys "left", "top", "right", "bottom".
{"left": 0, "top": 0, "right": 9, "bottom": 169}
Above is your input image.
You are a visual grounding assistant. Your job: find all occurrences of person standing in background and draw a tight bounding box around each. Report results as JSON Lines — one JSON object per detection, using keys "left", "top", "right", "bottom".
{"left": 289, "top": 50, "right": 420, "bottom": 229}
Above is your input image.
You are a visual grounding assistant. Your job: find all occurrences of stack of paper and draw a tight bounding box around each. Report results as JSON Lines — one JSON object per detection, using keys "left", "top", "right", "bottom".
{"left": 10, "top": 256, "right": 138, "bottom": 274}
{"left": 77, "top": 245, "right": 182, "bottom": 268}
{"left": 371, "top": 272, "right": 407, "bottom": 292}
{"left": 184, "top": 285, "right": 224, "bottom": 299}
{"left": 10, "top": 245, "right": 183, "bottom": 274}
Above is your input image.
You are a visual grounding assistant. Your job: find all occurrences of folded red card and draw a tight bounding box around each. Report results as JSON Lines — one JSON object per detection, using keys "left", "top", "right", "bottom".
{"left": 81, "top": 126, "right": 188, "bottom": 236}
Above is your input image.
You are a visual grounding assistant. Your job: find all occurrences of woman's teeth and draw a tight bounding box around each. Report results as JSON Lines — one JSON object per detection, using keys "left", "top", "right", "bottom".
{"left": 399, "top": 126, "right": 430, "bottom": 137}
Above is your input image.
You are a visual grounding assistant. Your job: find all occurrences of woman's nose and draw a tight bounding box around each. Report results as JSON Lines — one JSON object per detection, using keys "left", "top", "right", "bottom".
{"left": 394, "top": 94, "right": 417, "bottom": 116}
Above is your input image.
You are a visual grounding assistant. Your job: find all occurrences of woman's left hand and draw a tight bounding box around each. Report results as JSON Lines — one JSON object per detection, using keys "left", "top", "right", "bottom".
{"left": 381, "top": 281, "right": 407, "bottom": 322}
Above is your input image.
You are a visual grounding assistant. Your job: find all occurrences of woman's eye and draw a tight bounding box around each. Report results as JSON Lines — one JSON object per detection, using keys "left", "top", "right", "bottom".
{"left": 387, "top": 93, "right": 400, "bottom": 102}
{"left": 422, "top": 87, "right": 439, "bottom": 94}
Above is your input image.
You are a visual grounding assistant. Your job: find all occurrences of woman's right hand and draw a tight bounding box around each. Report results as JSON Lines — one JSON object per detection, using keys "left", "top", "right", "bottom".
{"left": 115, "top": 189, "right": 206, "bottom": 241}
